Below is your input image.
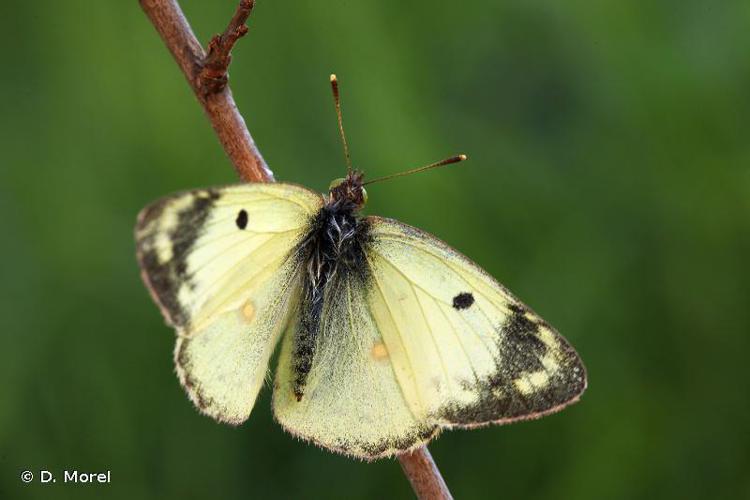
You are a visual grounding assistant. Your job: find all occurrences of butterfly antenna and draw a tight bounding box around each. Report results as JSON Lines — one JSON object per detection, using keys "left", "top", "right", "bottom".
{"left": 363, "top": 154, "right": 468, "bottom": 186}
{"left": 330, "top": 74, "right": 353, "bottom": 175}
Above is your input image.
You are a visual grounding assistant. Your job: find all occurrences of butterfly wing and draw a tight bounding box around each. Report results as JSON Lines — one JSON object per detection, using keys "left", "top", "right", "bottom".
{"left": 363, "top": 216, "right": 586, "bottom": 428}
{"left": 272, "top": 215, "right": 586, "bottom": 459}
{"left": 273, "top": 273, "right": 436, "bottom": 458}
{"left": 136, "top": 183, "right": 323, "bottom": 424}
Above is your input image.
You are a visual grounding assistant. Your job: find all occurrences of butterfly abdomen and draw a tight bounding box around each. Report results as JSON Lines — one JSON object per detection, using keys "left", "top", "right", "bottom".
{"left": 292, "top": 204, "right": 372, "bottom": 400}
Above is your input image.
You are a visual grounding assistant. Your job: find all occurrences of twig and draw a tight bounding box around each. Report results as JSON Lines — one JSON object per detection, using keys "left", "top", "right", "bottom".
{"left": 399, "top": 447, "right": 454, "bottom": 499}
{"left": 199, "top": 0, "right": 254, "bottom": 96}
{"left": 138, "top": 1, "right": 451, "bottom": 498}
{"left": 139, "top": 0, "right": 273, "bottom": 182}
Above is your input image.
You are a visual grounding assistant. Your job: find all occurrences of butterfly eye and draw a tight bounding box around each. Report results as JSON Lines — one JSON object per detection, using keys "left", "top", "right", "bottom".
{"left": 361, "top": 186, "right": 368, "bottom": 205}
{"left": 328, "top": 178, "right": 346, "bottom": 191}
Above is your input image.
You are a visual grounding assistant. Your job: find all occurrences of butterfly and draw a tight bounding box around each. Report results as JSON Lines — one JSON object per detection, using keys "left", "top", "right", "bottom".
{"left": 135, "top": 75, "right": 586, "bottom": 460}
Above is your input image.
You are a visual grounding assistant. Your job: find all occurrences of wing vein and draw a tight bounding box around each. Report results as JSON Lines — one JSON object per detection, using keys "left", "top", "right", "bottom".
{"left": 346, "top": 279, "right": 383, "bottom": 401}
{"left": 371, "top": 243, "right": 505, "bottom": 346}
{"left": 214, "top": 189, "right": 321, "bottom": 213}
{"left": 190, "top": 235, "right": 294, "bottom": 311}
{"left": 410, "top": 281, "right": 453, "bottom": 396}
{"left": 376, "top": 235, "right": 515, "bottom": 305}
{"left": 434, "top": 298, "right": 482, "bottom": 387}
{"left": 367, "top": 256, "right": 426, "bottom": 415}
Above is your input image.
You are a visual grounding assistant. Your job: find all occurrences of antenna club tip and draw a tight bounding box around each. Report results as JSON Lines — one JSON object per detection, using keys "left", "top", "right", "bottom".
{"left": 330, "top": 74, "right": 338, "bottom": 82}
{"left": 458, "top": 154, "right": 468, "bottom": 161}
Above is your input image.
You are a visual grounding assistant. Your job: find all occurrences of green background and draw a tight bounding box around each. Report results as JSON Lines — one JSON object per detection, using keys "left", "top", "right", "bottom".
{"left": 2, "top": 0, "right": 749, "bottom": 498}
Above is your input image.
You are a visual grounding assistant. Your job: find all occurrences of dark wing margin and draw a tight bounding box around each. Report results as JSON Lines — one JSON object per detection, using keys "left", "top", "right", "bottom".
{"left": 135, "top": 189, "right": 219, "bottom": 328}
{"left": 438, "top": 302, "right": 587, "bottom": 427}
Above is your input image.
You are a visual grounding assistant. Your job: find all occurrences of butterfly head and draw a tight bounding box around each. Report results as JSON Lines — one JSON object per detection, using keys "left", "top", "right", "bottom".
{"left": 328, "top": 171, "right": 368, "bottom": 210}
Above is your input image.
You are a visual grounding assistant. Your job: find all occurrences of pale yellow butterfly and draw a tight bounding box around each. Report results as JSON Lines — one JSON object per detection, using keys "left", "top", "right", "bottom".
{"left": 135, "top": 75, "right": 586, "bottom": 459}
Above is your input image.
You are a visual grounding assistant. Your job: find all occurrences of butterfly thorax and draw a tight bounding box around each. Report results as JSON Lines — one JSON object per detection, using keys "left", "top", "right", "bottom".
{"left": 292, "top": 171, "right": 371, "bottom": 400}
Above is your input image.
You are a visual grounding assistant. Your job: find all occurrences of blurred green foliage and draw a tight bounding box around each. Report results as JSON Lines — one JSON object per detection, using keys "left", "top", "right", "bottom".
{"left": 1, "top": 0, "right": 749, "bottom": 498}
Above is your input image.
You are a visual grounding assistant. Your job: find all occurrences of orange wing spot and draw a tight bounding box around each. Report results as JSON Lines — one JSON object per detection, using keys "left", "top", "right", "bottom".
{"left": 241, "top": 300, "right": 255, "bottom": 322}
{"left": 371, "top": 342, "right": 389, "bottom": 361}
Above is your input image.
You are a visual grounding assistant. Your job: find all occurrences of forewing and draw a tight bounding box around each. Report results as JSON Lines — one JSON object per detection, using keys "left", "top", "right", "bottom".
{"left": 364, "top": 216, "right": 586, "bottom": 428}
{"left": 136, "top": 183, "right": 323, "bottom": 423}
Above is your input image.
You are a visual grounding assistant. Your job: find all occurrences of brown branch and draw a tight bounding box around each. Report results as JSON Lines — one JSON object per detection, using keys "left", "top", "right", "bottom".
{"left": 138, "top": 1, "right": 451, "bottom": 498}
{"left": 199, "top": 0, "right": 254, "bottom": 96}
{"left": 139, "top": 0, "right": 273, "bottom": 182}
{"left": 399, "top": 447, "right": 454, "bottom": 499}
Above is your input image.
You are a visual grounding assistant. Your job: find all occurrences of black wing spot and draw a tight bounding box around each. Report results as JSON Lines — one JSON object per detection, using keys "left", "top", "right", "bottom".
{"left": 452, "top": 292, "right": 475, "bottom": 310}
{"left": 236, "top": 209, "right": 248, "bottom": 229}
